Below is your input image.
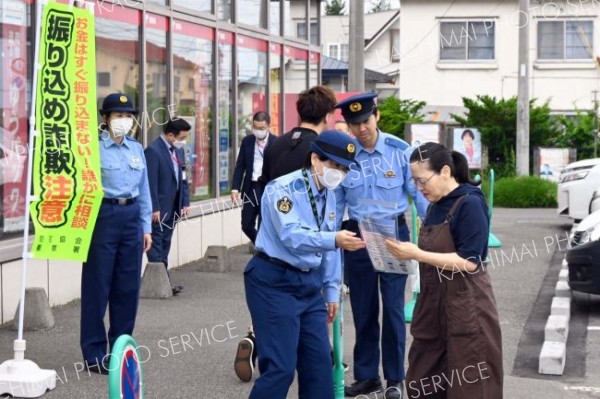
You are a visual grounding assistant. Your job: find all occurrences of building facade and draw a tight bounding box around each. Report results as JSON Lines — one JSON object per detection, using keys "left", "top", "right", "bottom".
{"left": 321, "top": 9, "right": 400, "bottom": 97}
{"left": 400, "top": 0, "right": 599, "bottom": 114}
{"left": 0, "top": 0, "right": 321, "bottom": 323}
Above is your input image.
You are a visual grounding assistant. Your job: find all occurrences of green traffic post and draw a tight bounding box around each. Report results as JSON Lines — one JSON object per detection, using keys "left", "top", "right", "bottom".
{"left": 404, "top": 202, "right": 420, "bottom": 324}
{"left": 332, "top": 309, "right": 344, "bottom": 399}
{"left": 487, "top": 169, "right": 502, "bottom": 247}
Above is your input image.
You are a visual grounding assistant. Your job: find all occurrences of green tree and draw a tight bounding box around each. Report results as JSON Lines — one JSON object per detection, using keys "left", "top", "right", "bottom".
{"left": 452, "top": 95, "right": 561, "bottom": 177}
{"left": 377, "top": 96, "right": 426, "bottom": 139}
{"left": 325, "top": 0, "right": 346, "bottom": 15}
{"left": 549, "top": 109, "right": 595, "bottom": 160}
{"left": 368, "top": 0, "right": 391, "bottom": 13}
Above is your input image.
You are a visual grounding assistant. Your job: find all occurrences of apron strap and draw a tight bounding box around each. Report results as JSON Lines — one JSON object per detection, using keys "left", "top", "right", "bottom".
{"left": 444, "top": 194, "right": 470, "bottom": 223}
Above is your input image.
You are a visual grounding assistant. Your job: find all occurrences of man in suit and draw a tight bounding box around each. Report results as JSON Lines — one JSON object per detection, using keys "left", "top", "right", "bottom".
{"left": 145, "top": 118, "right": 191, "bottom": 295}
{"left": 231, "top": 111, "right": 275, "bottom": 243}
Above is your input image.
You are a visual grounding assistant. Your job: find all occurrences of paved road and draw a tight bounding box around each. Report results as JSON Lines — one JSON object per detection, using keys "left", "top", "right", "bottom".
{"left": 0, "top": 208, "right": 597, "bottom": 398}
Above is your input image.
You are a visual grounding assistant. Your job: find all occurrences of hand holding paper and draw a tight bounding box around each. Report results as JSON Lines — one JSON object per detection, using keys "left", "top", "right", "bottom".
{"left": 385, "top": 239, "right": 421, "bottom": 261}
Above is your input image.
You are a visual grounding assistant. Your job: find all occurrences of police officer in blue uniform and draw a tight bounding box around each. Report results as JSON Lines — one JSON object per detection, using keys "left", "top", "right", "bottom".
{"left": 80, "top": 93, "right": 152, "bottom": 374}
{"left": 335, "top": 93, "right": 429, "bottom": 399}
{"left": 244, "top": 130, "right": 366, "bottom": 399}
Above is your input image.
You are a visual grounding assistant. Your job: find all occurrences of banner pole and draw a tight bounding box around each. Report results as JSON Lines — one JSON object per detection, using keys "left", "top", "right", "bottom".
{"left": 0, "top": 0, "right": 57, "bottom": 396}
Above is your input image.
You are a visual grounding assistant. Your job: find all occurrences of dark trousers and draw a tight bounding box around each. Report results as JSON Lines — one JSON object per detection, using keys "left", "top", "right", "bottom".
{"left": 241, "top": 183, "right": 261, "bottom": 243}
{"left": 244, "top": 256, "right": 334, "bottom": 399}
{"left": 80, "top": 202, "right": 143, "bottom": 364}
{"left": 147, "top": 215, "right": 176, "bottom": 272}
{"left": 345, "top": 222, "right": 410, "bottom": 382}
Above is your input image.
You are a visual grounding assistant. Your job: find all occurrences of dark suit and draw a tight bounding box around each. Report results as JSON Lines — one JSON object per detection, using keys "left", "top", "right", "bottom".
{"left": 232, "top": 133, "right": 275, "bottom": 243}
{"left": 144, "top": 137, "right": 190, "bottom": 270}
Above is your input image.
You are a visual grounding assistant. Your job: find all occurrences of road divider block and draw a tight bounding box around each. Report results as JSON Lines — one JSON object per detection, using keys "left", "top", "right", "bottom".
{"left": 555, "top": 280, "right": 571, "bottom": 298}
{"left": 551, "top": 297, "right": 570, "bottom": 317}
{"left": 539, "top": 341, "right": 566, "bottom": 375}
{"left": 544, "top": 315, "right": 569, "bottom": 343}
{"left": 558, "top": 269, "right": 569, "bottom": 282}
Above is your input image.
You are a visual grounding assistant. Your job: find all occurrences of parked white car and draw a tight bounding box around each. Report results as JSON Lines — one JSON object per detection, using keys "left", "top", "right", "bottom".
{"left": 591, "top": 184, "right": 600, "bottom": 215}
{"left": 557, "top": 158, "right": 600, "bottom": 221}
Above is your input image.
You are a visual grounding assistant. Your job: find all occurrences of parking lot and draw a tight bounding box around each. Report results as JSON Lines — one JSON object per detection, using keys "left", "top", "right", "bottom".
{"left": 0, "top": 208, "right": 598, "bottom": 398}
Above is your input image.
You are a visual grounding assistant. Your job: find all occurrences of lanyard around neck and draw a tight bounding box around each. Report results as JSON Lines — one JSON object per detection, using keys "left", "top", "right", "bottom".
{"left": 302, "top": 168, "right": 324, "bottom": 229}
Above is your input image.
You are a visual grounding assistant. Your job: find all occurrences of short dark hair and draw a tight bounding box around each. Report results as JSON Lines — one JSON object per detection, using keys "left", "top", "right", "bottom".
{"left": 164, "top": 118, "right": 192, "bottom": 137}
{"left": 297, "top": 85, "right": 337, "bottom": 125}
{"left": 461, "top": 129, "right": 475, "bottom": 140}
{"left": 253, "top": 111, "right": 270, "bottom": 124}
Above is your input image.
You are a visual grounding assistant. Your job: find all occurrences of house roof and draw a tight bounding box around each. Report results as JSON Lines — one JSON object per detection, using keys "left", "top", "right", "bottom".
{"left": 321, "top": 9, "right": 400, "bottom": 49}
{"left": 321, "top": 55, "right": 395, "bottom": 84}
{"left": 364, "top": 10, "right": 400, "bottom": 51}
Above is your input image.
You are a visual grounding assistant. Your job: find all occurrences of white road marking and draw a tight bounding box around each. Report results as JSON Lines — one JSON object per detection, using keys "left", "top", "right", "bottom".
{"left": 564, "top": 386, "right": 600, "bottom": 394}
{"left": 587, "top": 326, "right": 600, "bottom": 331}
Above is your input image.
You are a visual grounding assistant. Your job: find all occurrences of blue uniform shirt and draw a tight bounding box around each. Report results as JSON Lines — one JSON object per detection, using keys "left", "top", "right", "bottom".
{"left": 99, "top": 133, "right": 152, "bottom": 234}
{"left": 336, "top": 131, "right": 428, "bottom": 227}
{"left": 256, "top": 169, "right": 341, "bottom": 303}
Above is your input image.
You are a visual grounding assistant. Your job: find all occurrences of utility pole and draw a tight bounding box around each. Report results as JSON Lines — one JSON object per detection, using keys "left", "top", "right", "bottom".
{"left": 348, "top": 0, "right": 364, "bottom": 91}
{"left": 516, "top": 0, "right": 530, "bottom": 175}
{"left": 593, "top": 90, "right": 599, "bottom": 158}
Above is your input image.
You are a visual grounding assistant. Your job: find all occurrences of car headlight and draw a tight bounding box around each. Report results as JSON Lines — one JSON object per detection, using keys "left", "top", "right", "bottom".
{"left": 561, "top": 171, "right": 589, "bottom": 183}
{"left": 591, "top": 225, "right": 600, "bottom": 242}
{"left": 572, "top": 224, "right": 600, "bottom": 246}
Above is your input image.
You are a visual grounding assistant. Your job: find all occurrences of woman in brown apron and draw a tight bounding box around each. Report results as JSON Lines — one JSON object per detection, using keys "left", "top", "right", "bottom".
{"left": 385, "top": 142, "right": 503, "bottom": 399}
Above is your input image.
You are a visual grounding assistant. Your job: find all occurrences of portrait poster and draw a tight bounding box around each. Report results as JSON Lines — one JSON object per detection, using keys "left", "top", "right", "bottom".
{"left": 453, "top": 128, "right": 482, "bottom": 169}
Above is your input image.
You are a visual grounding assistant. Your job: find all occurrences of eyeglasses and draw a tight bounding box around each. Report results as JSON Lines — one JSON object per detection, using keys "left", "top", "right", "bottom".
{"left": 410, "top": 173, "right": 436, "bottom": 187}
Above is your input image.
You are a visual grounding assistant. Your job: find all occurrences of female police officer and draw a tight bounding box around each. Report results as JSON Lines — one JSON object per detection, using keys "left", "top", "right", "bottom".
{"left": 244, "top": 130, "right": 366, "bottom": 398}
{"left": 80, "top": 93, "right": 152, "bottom": 373}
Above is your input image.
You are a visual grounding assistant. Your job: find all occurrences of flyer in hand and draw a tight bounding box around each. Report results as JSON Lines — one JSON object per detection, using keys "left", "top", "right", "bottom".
{"left": 359, "top": 217, "right": 412, "bottom": 274}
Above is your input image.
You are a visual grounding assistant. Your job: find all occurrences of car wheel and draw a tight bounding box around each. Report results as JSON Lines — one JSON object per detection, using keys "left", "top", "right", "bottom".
{"left": 571, "top": 290, "right": 591, "bottom": 309}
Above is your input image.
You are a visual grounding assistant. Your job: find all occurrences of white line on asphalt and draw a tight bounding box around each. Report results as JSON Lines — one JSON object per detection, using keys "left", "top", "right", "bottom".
{"left": 587, "top": 326, "right": 600, "bottom": 331}
{"left": 564, "top": 386, "right": 600, "bottom": 394}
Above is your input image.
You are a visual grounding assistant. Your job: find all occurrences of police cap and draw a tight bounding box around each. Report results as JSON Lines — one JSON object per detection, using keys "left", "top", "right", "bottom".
{"left": 100, "top": 93, "right": 138, "bottom": 115}
{"left": 310, "top": 130, "right": 356, "bottom": 168}
{"left": 335, "top": 92, "right": 378, "bottom": 124}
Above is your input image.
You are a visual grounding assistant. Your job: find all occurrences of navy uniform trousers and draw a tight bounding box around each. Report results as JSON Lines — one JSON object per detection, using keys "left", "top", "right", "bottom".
{"left": 244, "top": 256, "right": 334, "bottom": 399}
{"left": 147, "top": 214, "right": 177, "bottom": 267}
{"left": 345, "top": 222, "right": 410, "bottom": 382}
{"left": 80, "top": 202, "right": 143, "bottom": 364}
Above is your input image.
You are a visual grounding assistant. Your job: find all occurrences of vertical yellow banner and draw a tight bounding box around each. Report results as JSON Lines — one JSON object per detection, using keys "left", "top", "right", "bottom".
{"left": 30, "top": 2, "right": 103, "bottom": 261}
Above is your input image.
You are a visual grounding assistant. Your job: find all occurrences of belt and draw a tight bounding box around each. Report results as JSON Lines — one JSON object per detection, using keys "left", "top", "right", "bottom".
{"left": 102, "top": 197, "right": 137, "bottom": 205}
{"left": 254, "top": 251, "right": 311, "bottom": 273}
{"left": 344, "top": 214, "right": 406, "bottom": 231}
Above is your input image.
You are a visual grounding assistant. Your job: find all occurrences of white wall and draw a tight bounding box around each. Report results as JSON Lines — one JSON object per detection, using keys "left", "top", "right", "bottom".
{"left": 0, "top": 206, "right": 247, "bottom": 324}
{"left": 400, "top": 0, "right": 600, "bottom": 111}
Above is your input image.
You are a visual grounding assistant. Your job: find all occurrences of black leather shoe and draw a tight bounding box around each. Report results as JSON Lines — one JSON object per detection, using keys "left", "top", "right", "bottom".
{"left": 385, "top": 380, "right": 403, "bottom": 399}
{"left": 345, "top": 378, "right": 383, "bottom": 396}
{"left": 172, "top": 285, "right": 183, "bottom": 295}
{"left": 85, "top": 360, "right": 109, "bottom": 375}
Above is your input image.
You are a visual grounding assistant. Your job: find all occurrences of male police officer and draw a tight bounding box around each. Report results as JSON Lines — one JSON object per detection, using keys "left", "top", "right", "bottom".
{"left": 81, "top": 93, "right": 152, "bottom": 373}
{"left": 335, "top": 93, "right": 428, "bottom": 398}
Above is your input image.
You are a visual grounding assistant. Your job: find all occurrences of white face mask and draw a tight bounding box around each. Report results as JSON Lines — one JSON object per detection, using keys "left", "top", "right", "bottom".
{"left": 109, "top": 117, "right": 133, "bottom": 137}
{"left": 173, "top": 140, "right": 186, "bottom": 149}
{"left": 252, "top": 129, "right": 268, "bottom": 140}
{"left": 317, "top": 164, "right": 347, "bottom": 190}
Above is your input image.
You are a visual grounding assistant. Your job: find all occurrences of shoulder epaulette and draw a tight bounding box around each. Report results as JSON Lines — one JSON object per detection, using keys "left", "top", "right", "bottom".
{"left": 384, "top": 136, "right": 409, "bottom": 151}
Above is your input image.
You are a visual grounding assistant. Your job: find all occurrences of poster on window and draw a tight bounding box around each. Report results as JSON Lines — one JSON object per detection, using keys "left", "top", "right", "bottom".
{"left": 1, "top": 0, "right": 28, "bottom": 233}
{"left": 538, "top": 148, "right": 570, "bottom": 182}
{"left": 453, "top": 128, "right": 482, "bottom": 169}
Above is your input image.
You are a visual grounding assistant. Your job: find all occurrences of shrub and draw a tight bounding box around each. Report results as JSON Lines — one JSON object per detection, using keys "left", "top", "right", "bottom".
{"left": 492, "top": 176, "right": 557, "bottom": 208}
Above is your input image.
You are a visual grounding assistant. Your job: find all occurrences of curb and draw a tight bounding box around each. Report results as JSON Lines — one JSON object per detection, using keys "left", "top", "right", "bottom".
{"left": 538, "top": 230, "right": 572, "bottom": 375}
